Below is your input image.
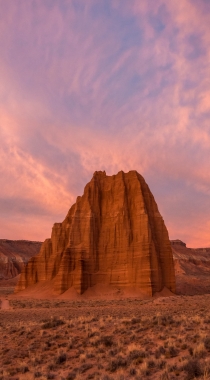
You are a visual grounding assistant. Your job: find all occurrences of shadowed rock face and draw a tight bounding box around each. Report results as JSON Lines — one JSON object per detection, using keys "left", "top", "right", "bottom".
{"left": 16, "top": 170, "right": 176, "bottom": 296}
{"left": 0, "top": 240, "right": 42, "bottom": 280}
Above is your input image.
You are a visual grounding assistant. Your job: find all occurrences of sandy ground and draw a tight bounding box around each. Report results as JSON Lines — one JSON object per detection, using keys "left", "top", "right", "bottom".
{"left": 0, "top": 298, "right": 10, "bottom": 310}
{"left": 12, "top": 279, "right": 174, "bottom": 301}
{"left": 1, "top": 294, "right": 210, "bottom": 379}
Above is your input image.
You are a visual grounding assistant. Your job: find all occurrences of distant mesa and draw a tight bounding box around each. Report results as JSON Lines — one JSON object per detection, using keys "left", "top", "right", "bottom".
{"left": 170, "top": 240, "right": 186, "bottom": 247}
{"left": 15, "top": 170, "right": 176, "bottom": 298}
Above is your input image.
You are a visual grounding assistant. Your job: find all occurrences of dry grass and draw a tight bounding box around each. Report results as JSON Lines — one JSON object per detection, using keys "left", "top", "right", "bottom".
{"left": 1, "top": 294, "right": 210, "bottom": 379}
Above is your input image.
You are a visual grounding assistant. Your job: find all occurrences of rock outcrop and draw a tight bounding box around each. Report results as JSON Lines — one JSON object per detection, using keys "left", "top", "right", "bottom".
{"left": 16, "top": 171, "right": 176, "bottom": 296}
{"left": 171, "top": 241, "right": 210, "bottom": 295}
{"left": 0, "top": 240, "right": 42, "bottom": 281}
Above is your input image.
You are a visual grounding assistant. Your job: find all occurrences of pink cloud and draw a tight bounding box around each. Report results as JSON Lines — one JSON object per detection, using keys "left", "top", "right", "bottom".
{"left": 0, "top": 0, "right": 209, "bottom": 246}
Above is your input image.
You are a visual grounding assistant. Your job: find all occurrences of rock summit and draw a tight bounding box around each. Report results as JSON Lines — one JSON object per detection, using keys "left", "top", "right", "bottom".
{"left": 16, "top": 170, "right": 176, "bottom": 296}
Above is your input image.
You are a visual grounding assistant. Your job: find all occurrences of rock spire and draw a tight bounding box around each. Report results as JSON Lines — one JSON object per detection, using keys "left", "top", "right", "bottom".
{"left": 16, "top": 170, "right": 176, "bottom": 296}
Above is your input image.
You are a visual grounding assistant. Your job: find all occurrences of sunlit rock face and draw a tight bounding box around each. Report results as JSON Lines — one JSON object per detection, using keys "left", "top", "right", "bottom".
{"left": 16, "top": 171, "right": 176, "bottom": 296}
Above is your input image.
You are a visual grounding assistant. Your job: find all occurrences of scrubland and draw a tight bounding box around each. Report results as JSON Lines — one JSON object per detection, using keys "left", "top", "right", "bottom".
{"left": 1, "top": 295, "right": 210, "bottom": 379}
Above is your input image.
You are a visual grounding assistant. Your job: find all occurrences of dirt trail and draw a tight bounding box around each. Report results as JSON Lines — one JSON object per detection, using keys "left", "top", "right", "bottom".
{"left": 0, "top": 298, "right": 10, "bottom": 310}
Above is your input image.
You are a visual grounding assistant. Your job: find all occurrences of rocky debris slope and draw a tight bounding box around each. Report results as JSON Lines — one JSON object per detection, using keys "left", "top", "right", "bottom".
{"left": 171, "top": 240, "right": 210, "bottom": 295}
{"left": 16, "top": 170, "right": 176, "bottom": 297}
{"left": 0, "top": 240, "right": 42, "bottom": 281}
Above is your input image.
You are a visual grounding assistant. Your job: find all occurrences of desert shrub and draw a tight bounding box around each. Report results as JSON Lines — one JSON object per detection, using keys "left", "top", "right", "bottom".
{"left": 131, "top": 317, "right": 140, "bottom": 324}
{"left": 86, "top": 373, "right": 100, "bottom": 380}
{"left": 101, "top": 335, "right": 114, "bottom": 347}
{"left": 203, "top": 363, "right": 210, "bottom": 378}
{"left": 129, "top": 349, "right": 146, "bottom": 361}
{"left": 157, "top": 359, "right": 166, "bottom": 369}
{"left": 193, "top": 342, "right": 206, "bottom": 358}
{"left": 55, "top": 352, "right": 67, "bottom": 364}
{"left": 107, "top": 360, "right": 118, "bottom": 373}
{"left": 159, "top": 316, "right": 167, "bottom": 326}
{"left": 183, "top": 359, "right": 203, "bottom": 379}
{"left": 109, "top": 348, "right": 118, "bottom": 356}
{"left": 158, "top": 315, "right": 174, "bottom": 326}
{"left": 79, "top": 363, "right": 93, "bottom": 373}
{"left": 116, "top": 376, "right": 127, "bottom": 380}
{"left": 168, "top": 345, "right": 178, "bottom": 357}
{"left": 140, "top": 361, "right": 150, "bottom": 376}
{"left": 97, "top": 346, "right": 105, "bottom": 354}
{"left": 155, "top": 345, "right": 165, "bottom": 358}
{"left": 47, "top": 373, "right": 55, "bottom": 379}
{"left": 45, "top": 340, "right": 52, "bottom": 348}
{"left": 129, "top": 334, "right": 136, "bottom": 342}
{"left": 58, "top": 342, "right": 68, "bottom": 348}
{"left": 160, "top": 371, "right": 169, "bottom": 380}
{"left": 107, "top": 356, "right": 127, "bottom": 372}
{"left": 34, "top": 371, "right": 42, "bottom": 378}
{"left": 168, "top": 364, "right": 177, "bottom": 372}
{"left": 129, "top": 367, "right": 136, "bottom": 376}
{"left": 3, "top": 359, "right": 11, "bottom": 365}
{"left": 47, "top": 363, "right": 56, "bottom": 371}
{"left": 173, "top": 320, "right": 181, "bottom": 327}
{"left": 10, "top": 328, "right": 17, "bottom": 334}
{"left": 66, "top": 371, "right": 77, "bottom": 380}
{"left": 189, "top": 347, "right": 193, "bottom": 356}
{"left": 8, "top": 369, "right": 17, "bottom": 376}
{"left": 42, "top": 317, "right": 65, "bottom": 329}
{"left": 19, "top": 365, "right": 29, "bottom": 373}
{"left": 153, "top": 319, "right": 159, "bottom": 326}
{"left": 181, "top": 343, "right": 187, "bottom": 350}
{"left": 147, "top": 359, "right": 156, "bottom": 368}
{"left": 86, "top": 352, "right": 95, "bottom": 359}
{"left": 204, "top": 337, "right": 210, "bottom": 351}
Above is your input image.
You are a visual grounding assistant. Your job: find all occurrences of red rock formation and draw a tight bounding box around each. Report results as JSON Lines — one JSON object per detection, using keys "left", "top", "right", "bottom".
{"left": 16, "top": 171, "right": 176, "bottom": 296}
{"left": 171, "top": 241, "right": 210, "bottom": 295}
{"left": 0, "top": 240, "right": 42, "bottom": 281}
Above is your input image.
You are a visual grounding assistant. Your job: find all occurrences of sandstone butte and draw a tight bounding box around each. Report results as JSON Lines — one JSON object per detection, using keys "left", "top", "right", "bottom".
{"left": 15, "top": 170, "right": 176, "bottom": 297}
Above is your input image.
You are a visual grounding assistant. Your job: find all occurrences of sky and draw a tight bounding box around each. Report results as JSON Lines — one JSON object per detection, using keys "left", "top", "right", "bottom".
{"left": 0, "top": 0, "right": 210, "bottom": 247}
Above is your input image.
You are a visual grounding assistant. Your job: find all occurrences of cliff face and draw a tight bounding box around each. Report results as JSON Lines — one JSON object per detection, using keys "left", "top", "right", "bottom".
{"left": 0, "top": 240, "right": 42, "bottom": 280}
{"left": 16, "top": 171, "right": 176, "bottom": 296}
{"left": 171, "top": 242, "right": 210, "bottom": 295}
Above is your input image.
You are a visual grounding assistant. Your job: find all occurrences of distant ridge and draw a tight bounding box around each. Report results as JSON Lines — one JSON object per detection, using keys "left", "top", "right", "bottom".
{"left": 171, "top": 240, "right": 210, "bottom": 295}
{"left": 0, "top": 240, "right": 42, "bottom": 281}
{"left": 0, "top": 239, "right": 42, "bottom": 243}
{"left": 170, "top": 239, "right": 186, "bottom": 247}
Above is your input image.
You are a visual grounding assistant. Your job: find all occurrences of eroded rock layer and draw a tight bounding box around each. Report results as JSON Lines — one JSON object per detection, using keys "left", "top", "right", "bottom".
{"left": 171, "top": 241, "right": 210, "bottom": 295}
{"left": 16, "top": 171, "right": 176, "bottom": 296}
{"left": 0, "top": 240, "right": 42, "bottom": 280}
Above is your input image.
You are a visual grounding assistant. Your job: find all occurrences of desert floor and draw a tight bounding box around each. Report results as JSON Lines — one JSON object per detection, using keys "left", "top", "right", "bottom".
{"left": 1, "top": 293, "right": 210, "bottom": 380}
